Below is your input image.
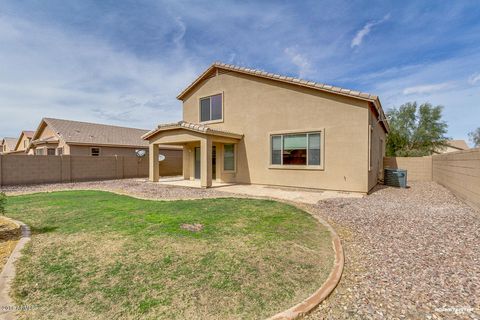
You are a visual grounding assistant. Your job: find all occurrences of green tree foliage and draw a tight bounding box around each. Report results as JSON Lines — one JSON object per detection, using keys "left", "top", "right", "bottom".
{"left": 0, "top": 192, "right": 6, "bottom": 215}
{"left": 468, "top": 127, "right": 480, "bottom": 147}
{"left": 386, "top": 102, "right": 449, "bottom": 156}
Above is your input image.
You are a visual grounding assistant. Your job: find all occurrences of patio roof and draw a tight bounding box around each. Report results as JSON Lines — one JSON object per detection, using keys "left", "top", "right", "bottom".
{"left": 142, "top": 121, "right": 244, "bottom": 140}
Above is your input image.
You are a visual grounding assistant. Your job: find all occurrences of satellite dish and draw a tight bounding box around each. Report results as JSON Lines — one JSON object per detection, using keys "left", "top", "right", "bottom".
{"left": 135, "top": 149, "right": 146, "bottom": 157}
{"left": 158, "top": 154, "right": 166, "bottom": 162}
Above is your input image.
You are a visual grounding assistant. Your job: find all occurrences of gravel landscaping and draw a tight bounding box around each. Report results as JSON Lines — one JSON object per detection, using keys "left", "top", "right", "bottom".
{"left": 306, "top": 182, "right": 479, "bottom": 319}
{"left": 2, "top": 179, "right": 479, "bottom": 318}
{"left": 0, "top": 179, "right": 234, "bottom": 200}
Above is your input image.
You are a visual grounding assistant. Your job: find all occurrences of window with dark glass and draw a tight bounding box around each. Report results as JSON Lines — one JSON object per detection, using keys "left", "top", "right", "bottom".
{"left": 283, "top": 134, "right": 307, "bottom": 165}
{"left": 224, "top": 144, "right": 235, "bottom": 171}
{"left": 57, "top": 147, "right": 63, "bottom": 156}
{"left": 200, "top": 94, "right": 222, "bottom": 122}
{"left": 91, "top": 147, "right": 100, "bottom": 156}
{"left": 47, "top": 148, "right": 55, "bottom": 156}
{"left": 271, "top": 132, "right": 321, "bottom": 166}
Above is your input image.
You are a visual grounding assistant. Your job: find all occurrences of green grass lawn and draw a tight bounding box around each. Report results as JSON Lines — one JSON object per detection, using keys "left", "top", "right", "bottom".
{"left": 4, "top": 191, "right": 333, "bottom": 319}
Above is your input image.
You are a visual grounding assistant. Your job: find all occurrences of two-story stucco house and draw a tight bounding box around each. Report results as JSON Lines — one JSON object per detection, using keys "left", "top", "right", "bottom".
{"left": 11, "top": 130, "right": 35, "bottom": 155}
{"left": 144, "top": 63, "right": 389, "bottom": 193}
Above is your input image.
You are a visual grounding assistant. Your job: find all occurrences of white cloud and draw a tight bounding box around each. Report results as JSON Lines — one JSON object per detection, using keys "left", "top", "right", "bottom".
{"left": 284, "top": 47, "right": 312, "bottom": 78}
{"left": 468, "top": 72, "right": 480, "bottom": 85}
{"left": 402, "top": 82, "right": 452, "bottom": 95}
{"left": 351, "top": 14, "right": 390, "bottom": 48}
{"left": 0, "top": 14, "right": 200, "bottom": 136}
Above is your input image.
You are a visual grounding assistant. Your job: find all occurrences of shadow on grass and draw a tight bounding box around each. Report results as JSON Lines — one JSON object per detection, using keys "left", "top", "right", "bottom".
{"left": 31, "top": 226, "right": 58, "bottom": 235}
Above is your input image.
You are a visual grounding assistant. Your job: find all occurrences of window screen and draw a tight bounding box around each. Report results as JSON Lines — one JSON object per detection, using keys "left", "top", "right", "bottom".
{"left": 308, "top": 133, "right": 321, "bottom": 165}
{"left": 271, "top": 136, "right": 282, "bottom": 165}
{"left": 224, "top": 144, "right": 235, "bottom": 171}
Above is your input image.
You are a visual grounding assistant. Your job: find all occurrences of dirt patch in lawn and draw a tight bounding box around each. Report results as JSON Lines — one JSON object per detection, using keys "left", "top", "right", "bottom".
{"left": 0, "top": 217, "right": 21, "bottom": 270}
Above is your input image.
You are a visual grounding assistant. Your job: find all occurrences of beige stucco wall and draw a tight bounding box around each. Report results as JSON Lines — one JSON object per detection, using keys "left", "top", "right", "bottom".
{"left": 432, "top": 148, "right": 480, "bottom": 211}
{"left": 181, "top": 71, "right": 382, "bottom": 192}
{"left": 14, "top": 133, "right": 32, "bottom": 153}
{"left": 368, "top": 110, "right": 387, "bottom": 191}
{"left": 383, "top": 156, "right": 433, "bottom": 181}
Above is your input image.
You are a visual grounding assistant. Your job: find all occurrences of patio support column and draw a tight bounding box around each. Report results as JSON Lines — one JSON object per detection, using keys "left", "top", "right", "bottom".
{"left": 182, "top": 145, "right": 191, "bottom": 180}
{"left": 149, "top": 143, "right": 159, "bottom": 182}
{"left": 200, "top": 136, "right": 212, "bottom": 188}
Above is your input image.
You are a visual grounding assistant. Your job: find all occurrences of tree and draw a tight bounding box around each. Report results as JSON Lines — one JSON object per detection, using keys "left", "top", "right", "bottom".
{"left": 468, "top": 127, "right": 480, "bottom": 147}
{"left": 386, "top": 102, "right": 449, "bottom": 156}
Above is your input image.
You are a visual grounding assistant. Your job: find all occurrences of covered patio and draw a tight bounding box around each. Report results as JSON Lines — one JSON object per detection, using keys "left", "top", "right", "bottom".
{"left": 142, "top": 121, "right": 243, "bottom": 188}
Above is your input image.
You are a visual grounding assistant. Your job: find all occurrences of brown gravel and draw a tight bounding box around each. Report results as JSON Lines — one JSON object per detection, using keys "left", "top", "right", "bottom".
{"left": 0, "top": 178, "right": 234, "bottom": 200}
{"left": 2, "top": 179, "right": 479, "bottom": 319}
{"left": 306, "top": 182, "right": 480, "bottom": 320}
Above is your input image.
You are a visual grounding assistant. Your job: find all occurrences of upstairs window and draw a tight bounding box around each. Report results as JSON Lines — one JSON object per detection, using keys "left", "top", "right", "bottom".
{"left": 35, "top": 149, "right": 44, "bottom": 155}
{"left": 200, "top": 94, "right": 222, "bottom": 122}
{"left": 47, "top": 148, "right": 55, "bottom": 155}
{"left": 57, "top": 147, "right": 63, "bottom": 156}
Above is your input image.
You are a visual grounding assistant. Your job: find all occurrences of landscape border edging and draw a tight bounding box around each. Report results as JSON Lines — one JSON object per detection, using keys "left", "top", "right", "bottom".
{"left": 267, "top": 203, "right": 344, "bottom": 319}
{"left": 0, "top": 217, "right": 31, "bottom": 320}
{"left": 2, "top": 187, "right": 344, "bottom": 319}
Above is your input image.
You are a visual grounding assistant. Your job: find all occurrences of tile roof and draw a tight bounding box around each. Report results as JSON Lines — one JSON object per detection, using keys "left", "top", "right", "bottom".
{"left": 33, "top": 118, "right": 149, "bottom": 147}
{"left": 22, "top": 131, "right": 35, "bottom": 138}
{"left": 142, "top": 121, "right": 243, "bottom": 140}
{"left": 1, "top": 137, "right": 17, "bottom": 150}
{"left": 176, "top": 62, "right": 389, "bottom": 133}
{"left": 31, "top": 136, "right": 60, "bottom": 145}
{"left": 178, "top": 62, "right": 378, "bottom": 100}
{"left": 447, "top": 140, "right": 469, "bottom": 150}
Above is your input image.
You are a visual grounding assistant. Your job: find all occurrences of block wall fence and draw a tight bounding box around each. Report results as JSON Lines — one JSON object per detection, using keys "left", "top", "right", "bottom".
{"left": 0, "top": 153, "right": 182, "bottom": 186}
{"left": 384, "top": 148, "right": 480, "bottom": 211}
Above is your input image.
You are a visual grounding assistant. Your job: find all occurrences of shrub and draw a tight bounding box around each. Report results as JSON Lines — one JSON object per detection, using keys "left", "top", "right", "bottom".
{"left": 0, "top": 192, "right": 6, "bottom": 215}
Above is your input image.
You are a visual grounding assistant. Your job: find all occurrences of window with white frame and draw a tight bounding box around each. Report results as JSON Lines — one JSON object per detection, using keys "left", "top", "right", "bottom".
{"left": 200, "top": 94, "right": 222, "bottom": 122}
{"left": 91, "top": 147, "right": 100, "bottom": 156}
{"left": 224, "top": 144, "right": 235, "bottom": 171}
{"left": 47, "top": 148, "right": 55, "bottom": 155}
{"left": 271, "top": 132, "right": 321, "bottom": 166}
{"left": 57, "top": 147, "right": 63, "bottom": 156}
{"left": 35, "top": 148, "right": 44, "bottom": 155}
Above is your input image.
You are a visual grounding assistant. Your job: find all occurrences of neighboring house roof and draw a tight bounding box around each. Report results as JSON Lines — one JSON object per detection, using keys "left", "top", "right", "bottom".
{"left": 142, "top": 121, "right": 244, "bottom": 140}
{"left": 14, "top": 130, "right": 35, "bottom": 150}
{"left": 31, "top": 118, "right": 150, "bottom": 148}
{"left": 447, "top": 140, "right": 469, "bottom": 150}
{"left": 433, "top": 139, "right": 469, "bottom": 154}
{"left": 23, "top": 131, "right": 35, "bottom": 138}
{"left": 176, "top": 62, "right": 389, "bottom": 133}
{"left": 30, "top": 136, "right": 60, "bottom": 145}
{"left": 1, "top": 137, "right": 17, "bottom": 151}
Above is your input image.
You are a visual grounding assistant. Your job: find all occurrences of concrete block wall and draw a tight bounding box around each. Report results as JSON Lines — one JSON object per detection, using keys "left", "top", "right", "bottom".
{"left": 383, "top": 156, "right": 433, "bottom": 181}
{"left": 0, "top": 155, "right": 155, "bottom": 186}
{"left": 432, "top": 148, "right": 480, "bottom": 211}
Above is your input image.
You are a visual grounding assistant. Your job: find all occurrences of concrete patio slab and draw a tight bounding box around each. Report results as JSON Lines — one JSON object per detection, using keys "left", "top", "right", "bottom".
{"left": 156, "top": 176, "right": 364, "bottom": 204}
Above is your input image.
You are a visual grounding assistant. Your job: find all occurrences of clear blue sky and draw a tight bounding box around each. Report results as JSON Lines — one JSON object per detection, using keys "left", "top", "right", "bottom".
{"left": 1, "top": 0, "right": 479, "bottom": 144}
